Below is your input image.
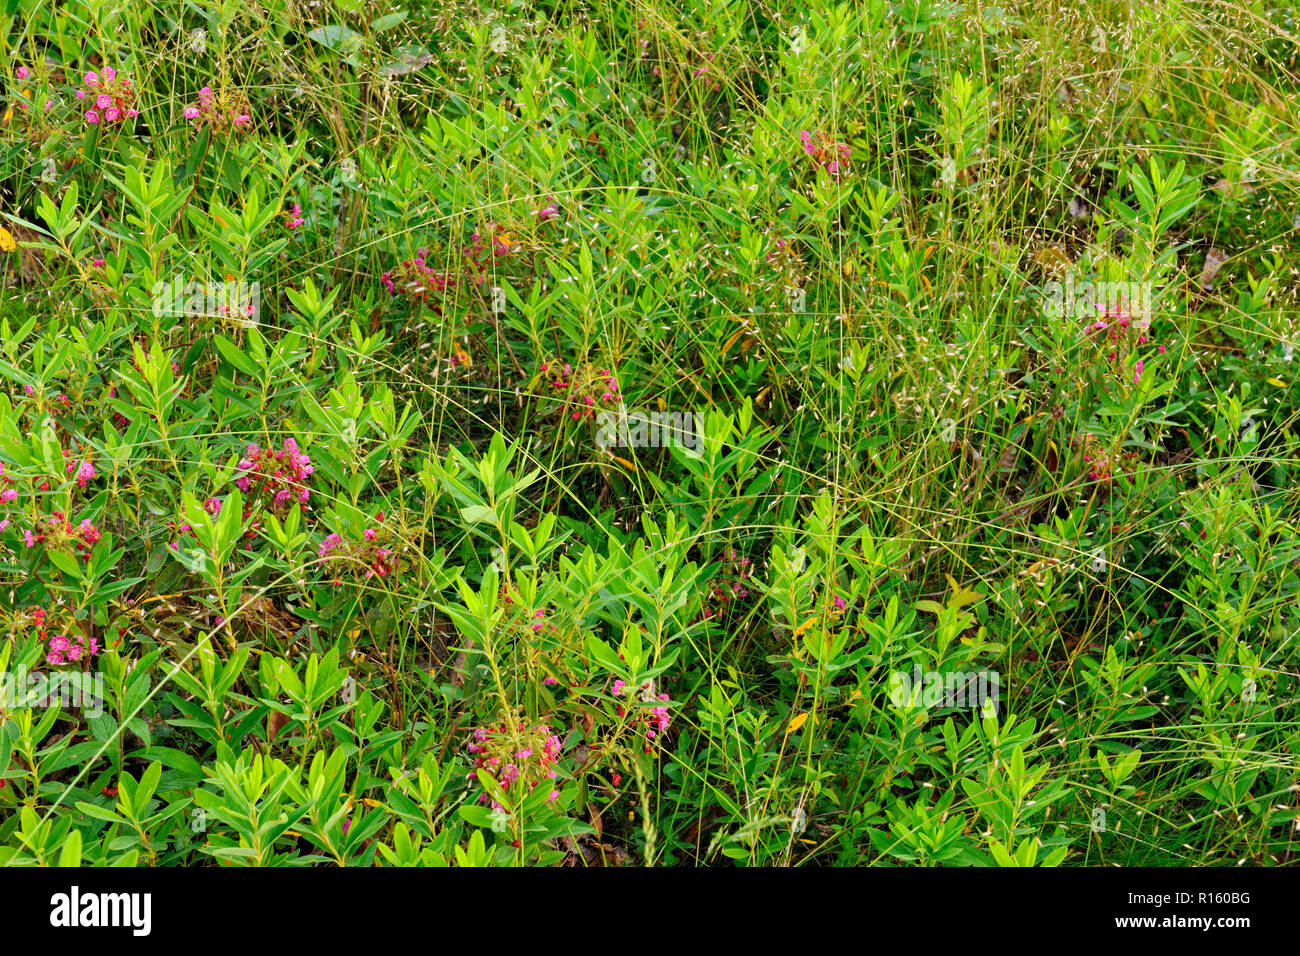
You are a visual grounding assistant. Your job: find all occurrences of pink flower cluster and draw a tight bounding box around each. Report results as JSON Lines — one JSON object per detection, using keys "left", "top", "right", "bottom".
{"left": 798, "top": 129, "right": 851, "bottom": 179}
{"left": 541, "top": 360, "right": 621, "bottom": 422}
{"left": 463, "top": 225, "right": 515, "bottom": 285}
{"left": 318, "top": 519, "right": 398, "bottom": 581}
{"left": 77, "top": 67, "right": 138, "bottom": 126}
{"left": 1073, "top": 432, "right": 1139, "bottom": 489}
{"left": 612, "top": 679, "right": 673, "bottom": 753}
{"left": 46, "top": 631, "right": 100, "bottom": 667}
{"left": 1084, "top": 304, "right": 1165, "bottom": 385}
{"left": 0, "top": 462, "right": 15, "bottom": 527}
{"left": 235, "top": 438, "right": 313, "bottom": 513}
{"left": 381, "top": 247, "right": 454, "bottom": 304}
{"left": 467, "top": 712, "right": 564, "bottom": 811}
{"left": 24, "top": 511, "right": 101, "bottom": 558}
{"left": 284, "top": 203, "right": 305, "bottom": 229}
{"left": 23, "top": 605, "right": 102, "bottom": 666}
{"left": 702, "top": 548, "right": 754, "bottom": 621}
{"left": 65, "top": 457, "right": 95, "bottom": 488}
{"left": 183, "top": 85, "right": 251, "bottom": 134}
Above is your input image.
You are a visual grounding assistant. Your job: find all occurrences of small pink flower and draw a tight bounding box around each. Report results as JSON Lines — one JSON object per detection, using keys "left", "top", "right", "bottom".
{"left": 84, "top": 110, "right": 100, "bottom": 124}
{"left": 0, "top": 489, "right": 15, "bottom": 502}
{"left": 16, "top": 66, "right": 29, "bottom": 79}
{"left": 101, "top": 67, "right": 116, "bottom": 81}
{"left": 69, "top": 459, "right": 95, "bottom": 486}
{"left": 184, "top": 106, "right": 200, "bottom": 119}
{"left": 75, "top": 89, "right": 86, "bottom": 99}
{"left": 85, "top": 71, "right": 99, "bottom": 85}
{"left": 96, "top": 93, "right": 111, "bottom": 109}
{"left": 104, "top": 107, "right": 119, "bottom": 122}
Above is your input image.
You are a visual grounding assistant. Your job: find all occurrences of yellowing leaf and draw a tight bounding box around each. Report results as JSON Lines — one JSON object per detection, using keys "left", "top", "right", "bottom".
{"left": 785, "top": 712, "right": 818, "bottom": 735}
{"left": 1266, "top": 378, "right": 1285, "bottom": 387}
{"left": 793, "top": 615, "right": 819, "bottom": 638}
{"left": 720, "top": 328, "right": 745, "bottom": 356}
{"left": 944, "top": 573, "right": 984, "bottom": 609}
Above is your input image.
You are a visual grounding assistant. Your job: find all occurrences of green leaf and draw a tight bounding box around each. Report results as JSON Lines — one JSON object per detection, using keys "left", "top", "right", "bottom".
{"left": 370, "top": 11, "right": 407, "bottom": 31}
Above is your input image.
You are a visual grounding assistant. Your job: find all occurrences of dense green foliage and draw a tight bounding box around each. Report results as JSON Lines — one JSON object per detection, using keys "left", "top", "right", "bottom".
{"left": 0, "top": 0, "right": 1298, "bottom": 866}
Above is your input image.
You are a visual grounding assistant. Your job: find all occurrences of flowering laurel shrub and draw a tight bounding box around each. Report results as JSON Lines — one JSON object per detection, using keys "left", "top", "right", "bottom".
{"left": 799, "top": 129, "right": 851, "bottom": 179}
{"left": 467, "top": 710, "right": 564, "bottom": 810}
{"left": 381, "top": 247, "right": 455, "bottom": 304}
{"left": 76, "top": 67, "right": 137, "bottom": 126}
{"left": 283, "top": 202, "right": 305, "bottom": 229}
{"left": 1083, "top": 302, "right": 1167, "bottom": 385}
{"left": 24, "top": 511, "right": 102, "bottom": 559}
{"left": 22, "top": 608, "right": 101, "bottom": 666}
{"left": 182, "top": 85, "right": 251, "bottom": 134}
{"left": 701, "top": 548, "right": 755, "bottom": 621}
{"left": 1072, "top": 432, "right": 1140, "bottom": 490}
{"left": 65, "top": 455, "right": 95, "bottom": 487}
{"left": 45, "top": 630, "right": 100, "bottom": 666}
{"left": 539, "top": 360, "right": 621, "bottom": 421}
{"left": 462, "top": 224, "right": 515, "bottom": 285}
{"left": 612, "top": 679, "right": 674, "bottom": 753}
{"left": 318, "top": 519, "right": 400, "bottom": 581}
{"left": 5, "top": 63, "right": 58, "bottom": 136}
{"left": 0, "top": 6, "right": 1294, "bottom": 874}
{"left": 235, "top": 438, "right": 314, "bottom": 515}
